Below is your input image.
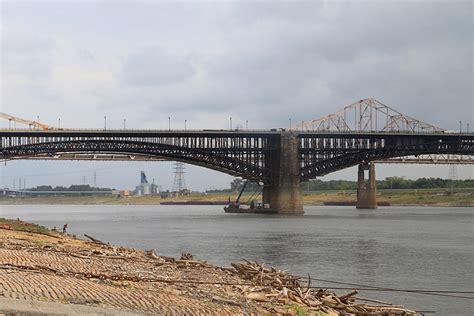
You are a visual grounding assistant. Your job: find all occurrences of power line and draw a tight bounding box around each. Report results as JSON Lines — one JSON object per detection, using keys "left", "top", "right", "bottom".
{"left": 172, "top": 162, "right": 187, "bottom": 192}
{"left": 296, "top": 276, "right": 474, "bottom": 299}
{"left": 155, "top": 266, "right": 470, "bottom": 299}
{"left": 0, "top": 162, "right": 140, "bottom": 178}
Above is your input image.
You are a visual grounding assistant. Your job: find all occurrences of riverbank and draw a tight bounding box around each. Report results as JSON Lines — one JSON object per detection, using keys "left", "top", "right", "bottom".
{"left": 0, "top": 218, "right": 420, "bottom": 315}
{"left": 1, "top": 189, "right": 473, "bottom": 206}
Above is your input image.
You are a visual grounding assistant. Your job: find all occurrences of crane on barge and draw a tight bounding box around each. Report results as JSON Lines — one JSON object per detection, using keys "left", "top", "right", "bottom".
{"left": 224, "top": 180, "right": 276, "bottom": 214}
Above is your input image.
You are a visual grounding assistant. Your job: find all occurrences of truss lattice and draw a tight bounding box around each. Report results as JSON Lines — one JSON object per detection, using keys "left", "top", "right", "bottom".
{"left": 172, "top": 162, "right": 187, "bottom": 192}
{"left": 0, "top": 112, "right": 57, "bottom": 130}
{"left": 375, "top": 154, "right": 473, "bottom": 164}
{"left": 296, "top": 98, "right": 446, "bottom": 133}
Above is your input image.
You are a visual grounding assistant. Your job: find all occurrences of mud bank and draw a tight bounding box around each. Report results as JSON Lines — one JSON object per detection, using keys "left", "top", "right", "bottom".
{"left": 0, "top": 219, "right": 420, "bottom": 315}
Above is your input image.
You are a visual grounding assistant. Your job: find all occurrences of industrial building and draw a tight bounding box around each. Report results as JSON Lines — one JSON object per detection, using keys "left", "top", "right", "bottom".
{"left": 135, "top": 171, "right": 160, "bottom": 196}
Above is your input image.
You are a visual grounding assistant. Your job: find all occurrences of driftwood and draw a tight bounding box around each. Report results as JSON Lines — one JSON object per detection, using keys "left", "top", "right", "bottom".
{"left": 0, "top": 229, "right": 421, "bottom": 316}
{"left": 160, "top": 255, "right": 176, "bottom": 262}
{"left": 231, "top": 259, "right": 300, "bottom": 288}
{"left": 180, "top": 252, "right": 193, "bottom": 260}
{"left": 146, "top": 249, "right": 161, "bottom": 260}
{"left": 339, "top": 290, "right": 358, "bottom": 301}
{"left": 175, "top": 259, "right": 211, "bottom": 267}
{"left": 230, "top": 259, "right": 420, "bottom": 316}
{"left": 83, "top": 234, "right": 107, "bottom": 245}
{"left": 212, "top": 296, "right": 242, "bottom": 306}
{"left": 68, "top": 253, "right": 91, "bottom": 259}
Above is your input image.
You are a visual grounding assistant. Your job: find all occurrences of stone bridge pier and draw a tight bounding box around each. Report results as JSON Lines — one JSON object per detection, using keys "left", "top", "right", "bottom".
{"left": 263, "top": 132, "right": 304, "bottom": 215}
{"left": 356, "top": 162, "right": 377, "bottom": 209}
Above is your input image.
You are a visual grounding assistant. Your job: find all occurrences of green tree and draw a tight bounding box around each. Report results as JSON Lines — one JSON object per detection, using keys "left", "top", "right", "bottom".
{"left": 230, "top": 178, "right": 243, "bottom": 192}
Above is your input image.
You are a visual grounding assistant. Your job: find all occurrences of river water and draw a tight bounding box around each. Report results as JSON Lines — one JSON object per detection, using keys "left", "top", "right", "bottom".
{"left": 0, "top": 205, "right": 472, "bottom": 315}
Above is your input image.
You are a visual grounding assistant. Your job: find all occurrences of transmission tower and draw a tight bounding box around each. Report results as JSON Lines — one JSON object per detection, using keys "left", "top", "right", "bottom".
{"left": 448, "top": 165, "right": 457, "bottom": 194}
{"left": 172, "top": 162, "right": 187, "bottom": 193}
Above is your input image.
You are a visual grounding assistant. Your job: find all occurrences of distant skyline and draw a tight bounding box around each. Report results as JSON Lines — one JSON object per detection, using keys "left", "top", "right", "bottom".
{"left": 1, "top": 160, "right": 471, "bottom": 193}
{"left": 1, "top": 1, "right": 472, "bottom": 190}
{"left": 3, "top": 165, "right": 472, "bottom": 192}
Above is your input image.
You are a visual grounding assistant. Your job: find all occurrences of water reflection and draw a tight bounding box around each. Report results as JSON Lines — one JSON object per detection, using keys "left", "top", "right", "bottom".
{"left": 353, "top": 239, "right": 379, "bottom": 281}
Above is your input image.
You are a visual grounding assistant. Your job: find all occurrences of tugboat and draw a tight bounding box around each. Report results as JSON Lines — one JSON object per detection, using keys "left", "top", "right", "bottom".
{"left": 224, "top": 180, "right": 276, "bottom": 214}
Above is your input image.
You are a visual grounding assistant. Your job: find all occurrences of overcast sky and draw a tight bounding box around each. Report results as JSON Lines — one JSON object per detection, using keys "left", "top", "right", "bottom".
{"left": 0, "top": 0, "right": 472, "bottom": 191}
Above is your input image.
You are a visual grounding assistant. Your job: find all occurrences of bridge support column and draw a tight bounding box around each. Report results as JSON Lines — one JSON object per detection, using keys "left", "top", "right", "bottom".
{"left": 356, "top": 163, "right": 377, "bottom": 209}
{"left": 263, "top": 132, "right": 303, "bottom": 215}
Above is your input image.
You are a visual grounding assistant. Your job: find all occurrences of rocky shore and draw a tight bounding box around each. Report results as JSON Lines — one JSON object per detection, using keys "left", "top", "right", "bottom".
{"left": 0, "top": 219, "right": 420, "bottom": 315}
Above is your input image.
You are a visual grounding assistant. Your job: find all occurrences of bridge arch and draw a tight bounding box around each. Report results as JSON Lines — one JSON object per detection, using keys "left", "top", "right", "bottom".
{"left": 0, "top": 139, "right": 267, "bottom": 181}
{"left": 301, "top": 138, "right": 473, "bottom": 180}
{"left": 1, "top": 129, "right": 473, "bottom": 214}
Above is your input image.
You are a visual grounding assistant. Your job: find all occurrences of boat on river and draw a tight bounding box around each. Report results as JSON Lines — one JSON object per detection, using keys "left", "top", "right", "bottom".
{"left": 224, "top": 201, "right": 277, "bottom": 214}
{"left": 224, "top": 180, "right": 277, "bottom": 214}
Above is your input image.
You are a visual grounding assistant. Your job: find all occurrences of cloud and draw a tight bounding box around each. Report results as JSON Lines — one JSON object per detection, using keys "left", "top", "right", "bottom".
{"left": 121, "top": 47, "right": 195, "bottom": 87}
{"left": 1, "top": 27, "right": 55, "bottom": 80}
{"left": 2, "top": 27, "right": 54, "bottom": 54}
{"left": 90, "top": 0, "right": 471, "bottom": 131}
{"left": 0, "top": 1, "right": 472, "bottom": 189}
{"left": 3, "top": 1, "right": 471, "bottom": 128}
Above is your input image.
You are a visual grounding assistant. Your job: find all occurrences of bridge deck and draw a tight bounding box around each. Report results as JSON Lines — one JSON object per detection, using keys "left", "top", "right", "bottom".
{"left": 0, "top": 129, "right": 471, "bottom": 137}
{"left": 1, "top": 129, "right": 473, "bottom": 181}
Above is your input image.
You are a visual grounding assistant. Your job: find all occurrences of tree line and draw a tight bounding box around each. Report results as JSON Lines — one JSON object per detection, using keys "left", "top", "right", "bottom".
{"left": 28, "top": 185, "right": 112, "bottom": 191}
{"left": 303, "top": 177, "right": 474, "bottom": 191}
{"left": 227, "top": 177, "right": 474, "bottom": 192}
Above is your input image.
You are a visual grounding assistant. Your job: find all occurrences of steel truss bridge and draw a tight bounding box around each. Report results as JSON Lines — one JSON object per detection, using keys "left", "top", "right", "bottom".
{"left": 2, "top": 129, "right": 472, "bottom": 180}
{"left": 13, "top": 152, "right": 472, "bottom": 165}
{"left": 1, "top": 98, "right": 473, "bottom": 213}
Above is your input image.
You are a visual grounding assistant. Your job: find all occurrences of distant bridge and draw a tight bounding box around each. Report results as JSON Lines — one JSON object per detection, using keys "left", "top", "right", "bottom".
{"left": 1, "top": 98, "right": 473, "bottom": 214}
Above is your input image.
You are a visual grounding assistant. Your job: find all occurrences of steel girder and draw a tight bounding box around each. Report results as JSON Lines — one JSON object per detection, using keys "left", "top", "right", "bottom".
{"left": 300, "top": 136, "right": 474, "bottom": 180}
{"left": 1, "top": 131, "right": 473, "bottom": 183}
{"left": 374, "top": 154, "right": 474, "bottom": 164}
{"left": 0, "top": 140, "right": 270, "bottom": 181}
{"left": 296, "top": 98, "right": 447, "bottom": 133}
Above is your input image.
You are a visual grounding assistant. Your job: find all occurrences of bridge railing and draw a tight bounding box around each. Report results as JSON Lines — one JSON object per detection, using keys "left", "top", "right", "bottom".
{"left": 0, "top": 128, "right": 471, "bottom": 135}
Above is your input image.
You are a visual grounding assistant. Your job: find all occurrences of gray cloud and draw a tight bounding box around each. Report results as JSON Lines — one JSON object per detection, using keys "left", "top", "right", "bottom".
{"left": 1, "top": 28, "right": 55, "bottom": 80}
{"left": 121, "top": 47, "right": 195, "bottom": 87}
{"left": 0, "top": 1, "right": 472, "bottom": 190}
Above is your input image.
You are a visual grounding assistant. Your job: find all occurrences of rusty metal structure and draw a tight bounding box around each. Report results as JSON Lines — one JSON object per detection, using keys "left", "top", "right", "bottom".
{"left": 1, "top": 130, "right": 471, "bottom": 179}
{"left": 1, "top": 98, "right": 473, "bottom": 213}
{"left": 298, "top": 131, "right": 472, "bottom": 180}
{"left": 0, "top": 112, "right": 57, "bottom": 131}
{"left": 0, "top": 130, "right": 274, "bottom": 181}
{"left": 295, "top": 97, "right": 446, "bottom": 133}
{"left": 13, "top": 151, "right": 472, "bottom": 165}
{"left": 375, "top": 154, "right": 473, "bottom": 165}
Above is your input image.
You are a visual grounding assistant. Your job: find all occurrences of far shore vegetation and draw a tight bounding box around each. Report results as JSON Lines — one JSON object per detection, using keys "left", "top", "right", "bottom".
{"left": 0, "top": 217, "right": 52, "bottom": 235}
{"left": 1, "top": 177, "right": 473, "bottom": 207}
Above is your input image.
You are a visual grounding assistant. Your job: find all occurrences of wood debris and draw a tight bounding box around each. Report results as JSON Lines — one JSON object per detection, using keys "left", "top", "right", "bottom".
{"left": 230, "top": 259, "right": 420, "bottom": 315}
{"left": 83, "top": 234, "right": 108, "bottom": 245}
{"left": 180, "top": 252, "right": 193, "bottom": 260}
{"left": 0, "top": 221, "right": 423, "bottom": 315}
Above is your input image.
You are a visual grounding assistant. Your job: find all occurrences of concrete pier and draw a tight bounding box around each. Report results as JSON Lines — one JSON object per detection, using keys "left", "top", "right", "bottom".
{"left": 263, "top": 132, "right": 304, "bottom": 215}
{"left": 356, "top": 163, "right": 377, "bottom": 209}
